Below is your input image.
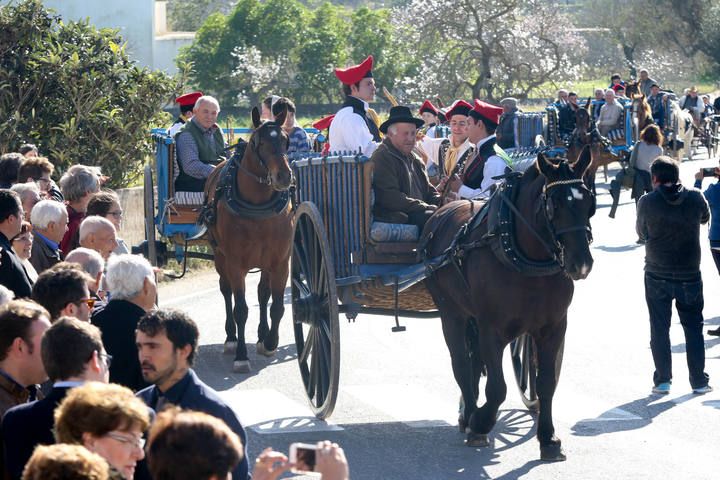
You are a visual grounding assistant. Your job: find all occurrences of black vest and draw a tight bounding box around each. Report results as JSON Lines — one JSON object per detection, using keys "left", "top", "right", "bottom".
{"left": 462, "top": 137, "right": 496, "bottom": 190}
{"left": 438, "top": 140, "right": 475, "bottom": 177}
{"left": 342, "top": 96, "right": 381, "bottom": 142}
{"left": 497, "top": 112, "right": 517, "bottom": 148}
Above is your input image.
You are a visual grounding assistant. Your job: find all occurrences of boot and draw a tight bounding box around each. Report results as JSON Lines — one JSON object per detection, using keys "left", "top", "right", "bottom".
{"left": 608, "top": 181, "right": 620, "bottom": 219}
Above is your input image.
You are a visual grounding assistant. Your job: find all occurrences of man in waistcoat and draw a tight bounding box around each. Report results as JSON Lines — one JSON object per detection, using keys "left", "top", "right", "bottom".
{"left": 328, "top": 55, "right": 381, "bottom": 156}
{"left": 445, "top": 100, "right": 507, "bottom": 200}
{"left": 422, "top": 100, "right": 474, "bottom": 184}
{"left": 174, "top": 95, "right": 226, "bottom": 193}
{"left": 647, "top": 84, "right": 665, "bottom": 129}
{"left": 680, "top": 86, "right": 705, "bottom": 127}
{"left": 168, "top": 91, "right": 203, "bottom": 137}
{"left": 497, "top": 97, "right": 520, "bottom": 149}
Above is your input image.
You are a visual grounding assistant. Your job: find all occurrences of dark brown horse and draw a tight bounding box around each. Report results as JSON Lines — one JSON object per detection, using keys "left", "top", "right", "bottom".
{"left": 204, "top": 107, "right": 294, "bottom": 372}
{"left": 422, "top": 147, "right": 594, "bottom": 461}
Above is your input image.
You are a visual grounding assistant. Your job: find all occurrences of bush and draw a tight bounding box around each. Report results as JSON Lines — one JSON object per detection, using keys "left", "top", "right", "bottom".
{"left": 0, "top": 0, "right": 176, "bottom": 188}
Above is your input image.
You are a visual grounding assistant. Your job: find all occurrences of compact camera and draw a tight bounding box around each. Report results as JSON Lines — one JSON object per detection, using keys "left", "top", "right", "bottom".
{"left": 702, "top": 167, "right": 718, "bottom": 178}
{"left": 289, "top": 443, "right": 318, "bottom": 474}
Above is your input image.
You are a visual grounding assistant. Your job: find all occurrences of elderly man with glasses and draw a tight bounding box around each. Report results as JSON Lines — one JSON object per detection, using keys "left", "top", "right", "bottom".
{"left": 92, "top": 254, "right": 156, "bottom": 392}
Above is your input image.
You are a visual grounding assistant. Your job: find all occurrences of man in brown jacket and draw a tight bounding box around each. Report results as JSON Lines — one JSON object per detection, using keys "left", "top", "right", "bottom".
{"left": 372, "top": 106, "right": 440, "bottom": 228}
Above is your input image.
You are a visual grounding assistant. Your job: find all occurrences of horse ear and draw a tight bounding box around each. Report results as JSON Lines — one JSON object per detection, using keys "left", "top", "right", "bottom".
{"left": 573, "top": 145, "right": 592, "bottom": 177}
{"left": 536, "top": 152, "right": 554, "bottom": 177}
{"left": 251, "top": 107, "right": 261, "bottom": 129}
{"left": 275, "top": 107, "right": 288, "bottom": 128}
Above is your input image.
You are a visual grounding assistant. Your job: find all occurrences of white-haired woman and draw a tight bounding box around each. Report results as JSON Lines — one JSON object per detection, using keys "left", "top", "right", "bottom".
{"left": 92, "top": 254, "right": 156, "bottom": 391}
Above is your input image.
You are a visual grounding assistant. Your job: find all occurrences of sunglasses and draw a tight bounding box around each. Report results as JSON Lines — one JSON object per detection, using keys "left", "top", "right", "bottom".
{"left": 77, "top": 298, "right": 95, "bottom": 309}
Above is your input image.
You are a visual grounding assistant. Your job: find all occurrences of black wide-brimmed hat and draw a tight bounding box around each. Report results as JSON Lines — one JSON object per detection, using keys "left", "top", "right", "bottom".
{"left": 379, "top": 105, "right": 425, "bottom": 133}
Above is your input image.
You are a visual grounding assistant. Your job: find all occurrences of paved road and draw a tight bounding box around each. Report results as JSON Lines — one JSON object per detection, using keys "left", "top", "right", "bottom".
{"left": 158, "top": 154, "right": 720, "bottom": 480}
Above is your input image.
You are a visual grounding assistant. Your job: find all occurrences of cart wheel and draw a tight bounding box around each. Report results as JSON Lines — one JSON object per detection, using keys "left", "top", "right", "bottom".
{"left": 143, "top": 164, "right": 158, "bottom": 267}
{"left": 510, "top": 334, "right": 564, "bottom": 412}
{"left": 291, "top": 202, "right": 340, "bottom": 419}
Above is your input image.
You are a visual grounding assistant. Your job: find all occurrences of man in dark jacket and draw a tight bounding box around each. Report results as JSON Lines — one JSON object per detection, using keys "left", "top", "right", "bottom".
{"left": 136, "top": 309, "right": 250, "bottom": 480}
{"left": 28, "top": 200, "right": 65, "bottom": 274}
{"left": 1, "top": 318, "right": 109, "bottom": 480}
{"left": 372, "top": 105, "right": 440, "bottom": 228}
{"left": 636, "top": 156, "right": 712, "bottom": 395}
{"left": 92, "top": 254, "right": 155, "bottom": 392}
{"left": 0, "top": 190, "right": 32, "bottom": 298}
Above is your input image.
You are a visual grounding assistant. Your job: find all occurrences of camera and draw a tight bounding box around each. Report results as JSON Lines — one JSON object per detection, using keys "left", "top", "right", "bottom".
{"left": 289, "top": 443, "right": 317, "bottom": 474}
{"left": 702, "top": 167, "right": 717, "bottom": 178}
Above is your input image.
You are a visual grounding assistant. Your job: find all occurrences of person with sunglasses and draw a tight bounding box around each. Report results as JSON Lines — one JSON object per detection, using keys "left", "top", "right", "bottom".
{"left": 2, "top": 317, "right": 110, "bottom": 480}
{"left": 31, "top": 262, "right": 95, "bottom": 322}
{"left": 54, "top": 382, "right": 150, "bottom": 480}
{"left": 92, "top": 255, "right": 155, "bottom": 392}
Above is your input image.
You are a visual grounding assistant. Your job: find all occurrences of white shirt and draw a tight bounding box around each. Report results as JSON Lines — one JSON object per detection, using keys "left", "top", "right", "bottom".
{"left": 328, "top": 97, "right": 379, "bottom": 156}
{"left": 168, "top": 120, "right": 185, "bottom": 137}
{"left": 458, "top": 135, "right": 507, "bottom": 199}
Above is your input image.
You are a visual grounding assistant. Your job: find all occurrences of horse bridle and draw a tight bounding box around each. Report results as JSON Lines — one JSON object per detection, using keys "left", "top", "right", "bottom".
{"left": 238, "top": 124, "right": 288, "bottom": 187}
{"left": 542, "top": 178, "right": 595, "bottom": 257}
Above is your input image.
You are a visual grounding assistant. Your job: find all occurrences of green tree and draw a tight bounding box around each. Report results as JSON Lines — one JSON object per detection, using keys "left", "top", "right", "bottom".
{"left": 295, "top": 3, "right": 350, "bottom": 103}
{"left": 167, "top": 0, "right": 234, "bottom": 32}
{"left": 0, "top": 0, "right": 175, "bottom": 187}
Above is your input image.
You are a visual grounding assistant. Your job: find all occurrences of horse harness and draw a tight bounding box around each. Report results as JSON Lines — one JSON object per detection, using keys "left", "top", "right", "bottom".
{"left": 199, "top": 141, "right": 290, "bottom": 227}
{"left": 425, "top": 171, "right": 593, "bottom": 281}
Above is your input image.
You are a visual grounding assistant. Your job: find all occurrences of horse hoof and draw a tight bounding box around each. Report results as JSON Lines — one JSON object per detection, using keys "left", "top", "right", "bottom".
{"left": 540, "top": 444, "right": 566, "bottom": 462}
{"left": 233, "top": 360, "right": 251, "bottom": 373}
{"left": 256, "top": 342, "right": 277, "bottom": 357}
{"left": 223, "top": 341, "right": 237, "bottom": 354}
{"left": 465, "top": 432, "right": 489, "bottom": 447}
{"left": 458, "top": 416, "right": 468, "bottom": 433}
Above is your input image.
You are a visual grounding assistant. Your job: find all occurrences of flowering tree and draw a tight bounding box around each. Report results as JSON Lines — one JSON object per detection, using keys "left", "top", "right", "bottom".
{"left": 393, "top": 0, "right": 586, "bottom": 102}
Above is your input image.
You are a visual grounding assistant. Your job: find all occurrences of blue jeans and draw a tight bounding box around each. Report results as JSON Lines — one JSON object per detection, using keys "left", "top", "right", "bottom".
{"left": 644, "top": 272, "right": 709, "bottom": 389}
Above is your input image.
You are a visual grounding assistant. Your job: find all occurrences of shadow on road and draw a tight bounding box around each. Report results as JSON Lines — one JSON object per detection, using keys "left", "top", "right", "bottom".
{"left": 593, "top": 244, "right": 643, "bottom": 253}
{"left": 194, "top": 343, "right": 297, "bottom": 391}
{"left": 247, "top": 409, "right": 545, "bottom": 480}
{"left": 570, "top": 393, "right": 695, "bottom": 437}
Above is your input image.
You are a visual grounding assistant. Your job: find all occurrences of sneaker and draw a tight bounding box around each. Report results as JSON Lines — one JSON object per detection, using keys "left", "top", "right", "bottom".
{"left": 693, "top": 385, "right": 713, "bottom": 395}
{"left": 652, "top": 382, "right": 671, "bottom": 394}
{"left": 708, "top": 327, "right": 720, "bottom": 337}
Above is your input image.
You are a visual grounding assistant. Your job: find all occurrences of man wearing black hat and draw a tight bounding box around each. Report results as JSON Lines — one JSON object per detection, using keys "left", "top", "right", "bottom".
{"left": 371, "top": 106, "right": 440, "bottom": 228}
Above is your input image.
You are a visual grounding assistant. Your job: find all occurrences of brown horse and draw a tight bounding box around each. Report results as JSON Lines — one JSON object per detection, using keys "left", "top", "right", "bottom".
{"left": 204, "top": 107, "right": 294, "bottom": 373}
{"left": 631, "top": 93, "right": 654, "bottom": 139}
{"left": 565, "top": 98, "right": 611, "bottom": 190}
{"left": 422, "top": 146, "right": 594, "bottom": 461}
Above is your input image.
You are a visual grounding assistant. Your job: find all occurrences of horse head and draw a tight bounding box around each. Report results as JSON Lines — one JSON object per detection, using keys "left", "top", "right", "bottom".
{"left": 247, "top": 106, "right": 292, "bottom": 191}
{"left": 536, "top": 146, "right": 594, "bottom": 280}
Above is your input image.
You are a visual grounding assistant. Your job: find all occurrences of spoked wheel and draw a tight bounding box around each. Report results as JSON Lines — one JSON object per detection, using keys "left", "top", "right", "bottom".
{"left": 510, "top": 334, "right": 564, "bottom": 412}
{"left": 291, "top": 203, "right": 340, "bottom": 419}
{"left": 143, "top": 164, "right": 158, "bottom": 267}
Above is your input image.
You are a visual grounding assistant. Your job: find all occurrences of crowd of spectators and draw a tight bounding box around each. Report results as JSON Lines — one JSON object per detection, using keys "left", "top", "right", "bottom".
{"left": 0, "top": 145, "right": 350, "bottom": 479}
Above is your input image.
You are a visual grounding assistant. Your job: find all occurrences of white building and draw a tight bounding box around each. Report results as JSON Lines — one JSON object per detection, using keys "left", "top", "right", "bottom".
{"left": 8, "top": 0, "right": 194, "bottom": 74}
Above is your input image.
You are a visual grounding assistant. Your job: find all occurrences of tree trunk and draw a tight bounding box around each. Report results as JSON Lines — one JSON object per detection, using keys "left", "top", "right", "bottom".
{"left": 621, "top": 43, "right": 636, "bottom": 78}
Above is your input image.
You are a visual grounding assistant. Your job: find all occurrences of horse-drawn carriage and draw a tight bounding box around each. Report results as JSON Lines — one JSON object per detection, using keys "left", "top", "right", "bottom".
{"left": 140, "top": 126, "right": 320, "bottom": 276}
{"left": 289, "top": 151, "right": 557, "bottom": 419}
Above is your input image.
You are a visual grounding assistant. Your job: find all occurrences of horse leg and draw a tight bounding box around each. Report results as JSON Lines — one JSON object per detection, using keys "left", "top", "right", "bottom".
{"left": 219, "top": 274, "right": 236, "bottom": 354}
{"left": 232, "top": 275, "right": 251, "bottom": 373}
{"left": 535, "top": 321, "right": 567, "bottom": 462}
{"left": 440, "top": 313, "right": 477, "bottom": 434}
{"left": 467, "top": 328, "right": 506, "bottom": 447}
{"left": 260, "top": 263, "right": 288, "bottom": 356}
{"left": 256, "top": 271, "right": 271, "bottom": 351}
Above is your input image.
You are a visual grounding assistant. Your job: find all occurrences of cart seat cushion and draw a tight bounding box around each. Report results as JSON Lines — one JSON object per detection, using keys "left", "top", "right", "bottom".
{"left": 174, "top": 191, "right": 205, "bottom": 205}
{"left": 370, "top": 221, "right": 419, "bottom": 242}
{"left": 607, "top": 128, "right": 624, "bottom": 142}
